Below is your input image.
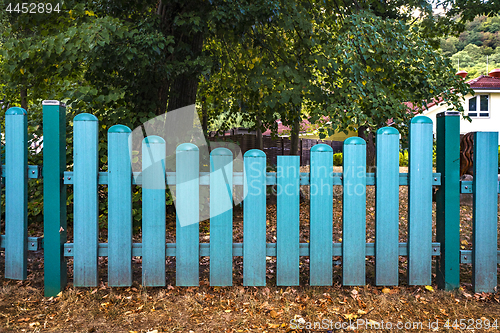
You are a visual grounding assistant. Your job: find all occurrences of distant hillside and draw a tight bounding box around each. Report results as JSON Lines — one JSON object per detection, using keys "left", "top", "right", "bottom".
{"left": 440, "top": 15, "right": 500, "bottom": 79}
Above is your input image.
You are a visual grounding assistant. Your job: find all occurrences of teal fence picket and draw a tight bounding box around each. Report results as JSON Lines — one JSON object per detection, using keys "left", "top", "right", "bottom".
{"left": 243, "top": 150, "right": 267, "bottom": 286}
{"left": 142, "top": 136, "right": 166, "bottom": 286}
{"left": 277, "top": 156, "right": 300, "bottom": 286}
{"left": 73, "top": 113, "right": 99, "bottom": 287}
{"left": 472, "top": 132, "right": 499, "bottom": 293}
{"left": 408, "top": 116, "right": 433, "bottom": 286}
{"left": 309, "top": 144, "right": 333, "bottom": 286}
{"left": 176, "top": 143, "right": 200, "bottom": 286}
{"left": 108, "top": 125, "right": 133, "bottom": 287}
{"left": 210, "top": 148, "right": 234, "bottom": 286}
{"left": 375, "top": 127, "right": 400, "bottom": 286}
{"left": 5, "top": 107, "right": 28, "bottom": 280}
{"left": 342, "top": 137, "right": 366, "bottom": 286}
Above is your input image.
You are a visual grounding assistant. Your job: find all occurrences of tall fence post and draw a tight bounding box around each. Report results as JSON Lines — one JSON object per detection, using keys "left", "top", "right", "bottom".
{"left": 472, "top": 132, "right": 498, "bottom": 293}
{"left": 73, "top": 113, "right": 99, "bottom": 287}
{"left": 43, "top": 100, "right": 67, "bottom": 296}
{"left": 435, "top": 111, "right": 460, "bottom": 290}
{"left": 408, "top": 116, "right": 433, "bottom": 286}
{"left": 5, "top": 107, "right": 28, "bottom": 280}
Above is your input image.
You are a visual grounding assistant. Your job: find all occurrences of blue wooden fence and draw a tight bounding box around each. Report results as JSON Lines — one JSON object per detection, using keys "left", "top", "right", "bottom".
{"left": 0, "top": 103, "right": 499, "bottom": 297}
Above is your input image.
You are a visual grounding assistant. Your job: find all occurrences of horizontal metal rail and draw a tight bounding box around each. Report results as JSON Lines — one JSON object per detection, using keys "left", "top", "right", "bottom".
{"left": 63, "top": 171, "right": 443, "bottom": 186}
{"left": 62, "top": 242, "right": 442, "bottom": 257}
{"left": 0, "top": 235, "right": 43, "bottom": 250}
{"left": 1, "top": 165, "right": 41, "bottom": 179}
{"left": 3, "top": 237, "right": 499, "bottom": 264}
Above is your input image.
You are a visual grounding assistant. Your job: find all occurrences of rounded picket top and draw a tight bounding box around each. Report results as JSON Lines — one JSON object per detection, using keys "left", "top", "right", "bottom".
{"left": 377, "top": 127, "right": 399, "bottom": 136}
{"left": 311, "top": 143, "right": 333, "bottom": 153}
{"left": 344, "top": 137, "right": 366, "bottom": 145}
{"left": 6, "top": 107, "right": 26, "bottom": 116}
{"left": 108, "top": 124, "right": 131, "bottom": 133}
{"left": 176, "top": 142, "right": 198, "bottom": 151}
{"left": 142, "top": 135, "right": 165, "bottom": 144}
{"left": 211, "top": 147, "right": 233, "bottom": 157}
{"left": 244, "top": 149, "right": 265, "bottom": 158}
{"left": 410, "top": 115, "right": 432, "bottom": 124}
{"left": 74, "top": 113, "right": 98, "bottom": 122}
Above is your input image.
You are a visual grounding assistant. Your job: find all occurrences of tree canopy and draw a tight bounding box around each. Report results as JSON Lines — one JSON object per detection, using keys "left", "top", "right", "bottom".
{"left": 1, "top": 0, "right": 498, "bottom": 223}
{"left": 1, "top": 0, "right": 498, "bottom": 145}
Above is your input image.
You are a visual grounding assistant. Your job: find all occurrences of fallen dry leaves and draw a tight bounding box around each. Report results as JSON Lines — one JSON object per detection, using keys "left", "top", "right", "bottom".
{"left": 0, "top": 167, "right": 499, "bottom": 332}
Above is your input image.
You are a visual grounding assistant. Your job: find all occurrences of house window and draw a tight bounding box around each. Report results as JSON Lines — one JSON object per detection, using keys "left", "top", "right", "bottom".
{"left": 468, "top": 95, "right": 489, "bottom": 118}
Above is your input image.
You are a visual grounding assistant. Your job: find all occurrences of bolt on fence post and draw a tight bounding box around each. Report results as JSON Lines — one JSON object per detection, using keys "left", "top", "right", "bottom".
{"left": 43, "top": 100, "right": 67, "bottom": 297}
{"left": 435, "top": 111, "right": 461, "bottom": 291}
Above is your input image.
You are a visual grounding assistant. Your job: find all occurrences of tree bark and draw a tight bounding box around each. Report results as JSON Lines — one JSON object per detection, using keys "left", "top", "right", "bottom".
{"left": 201, "top": 97, "right": 208, "bottom": 136}
{"left": 358, "top": 126, "right": 376, "bottom": 167}
{"left": 20, "top": 87, "right": 27, "bottom": 110}
{"left": 255, "top": 114, "right": 263, "bottom": 150}
{"left": 290, "top": 105, "right": 301, "bottom": 156}
{"left": 157, "top": 0, "right": 205, "bottom": 115}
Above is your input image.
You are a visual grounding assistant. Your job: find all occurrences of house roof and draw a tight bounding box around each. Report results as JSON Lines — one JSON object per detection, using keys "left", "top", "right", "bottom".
{"left": 466, "top": 74, "right": 500, "bottom": 90}
{"left": 420, "top": 72, "right": 500, "bottom": 112}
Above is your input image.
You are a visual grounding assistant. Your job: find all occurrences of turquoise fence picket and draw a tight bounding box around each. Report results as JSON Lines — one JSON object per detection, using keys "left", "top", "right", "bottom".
{"left": 277, "top": 156, "right": 300, "bottom": 286}
{"left": 176, "top": 143, "right": 200, "bottom": 286}
{"left": 210, "top": 148, "right": 234, "bottom": 286}
{"left": 472, "top": 132, "right": 499, "bottom": 293}
{"left": 108, "top": 125, "right": 133, "bottom": 287}
{"left": 408, "top": 116, "right": 433, "bottom": 286}
{"left": 73, "top": 113, "right": 99, "bottom": 287}
{"left": 142, "top": 136, "right": 166, "bottom": 286}
{"left": 4, "top": 107, "right": 28, "bottom": 280}
{"left": 309, "top": 144, "right": 333, "bottom": 286}
{"left": 342, "top": 137, "right": 367, "bottom": 286}
{"left": 375, "top": 127, "right": 400, "bottom": 286}
{"left": 243, "top": 150, "right": 267, "bottom": 286}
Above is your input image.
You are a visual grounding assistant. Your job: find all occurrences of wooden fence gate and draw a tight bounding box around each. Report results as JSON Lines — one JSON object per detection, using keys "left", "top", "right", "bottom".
{"left": 1, "top": 102, "right": 499, "bottom": 297}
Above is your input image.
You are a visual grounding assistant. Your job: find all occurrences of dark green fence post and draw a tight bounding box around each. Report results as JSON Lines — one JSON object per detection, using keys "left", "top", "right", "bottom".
{"left": 43, "top": 100, "right": 67, "bottom": 297}
{"left": 435, "top": 111, "right": 460, "bottom": 290}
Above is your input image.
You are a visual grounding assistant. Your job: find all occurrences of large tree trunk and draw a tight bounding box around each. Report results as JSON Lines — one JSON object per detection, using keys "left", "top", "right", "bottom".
{"left": 358, "top": 126, "right": 376, "bottom": 168}
{"left": 157, "top": 0, "right": 205, "bottom": 115}
{"left": 20, "top": 87, "right": 28, "bottom": 110}
{"left": 290, "top": 117, "right": 300, "bottom": 156}
{"left": 201, "top": 97, "right": 208, "bottom": 135}
{"left": 255, "top": 114, "right": 263, "bottom": 150}
{"left": 290, "top": 105, "right": 301, "bottom": 156}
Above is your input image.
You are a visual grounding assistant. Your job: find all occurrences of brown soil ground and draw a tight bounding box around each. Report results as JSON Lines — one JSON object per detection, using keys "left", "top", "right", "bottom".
{"left": 1, "top": 167, "right": 499, "bottom": 332}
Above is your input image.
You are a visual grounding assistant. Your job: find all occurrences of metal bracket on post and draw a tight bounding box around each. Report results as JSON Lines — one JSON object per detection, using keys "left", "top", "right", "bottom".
{"left": 43, "top": 100, "right": 67, "bottom": 297}
{"left": 435, "top": 111, "right": 460, "bottom": 290}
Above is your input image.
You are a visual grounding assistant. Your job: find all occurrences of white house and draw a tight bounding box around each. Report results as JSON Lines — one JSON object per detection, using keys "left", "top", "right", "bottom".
{"left": 423, "top": 69, "right": 500, "bottom": 144}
